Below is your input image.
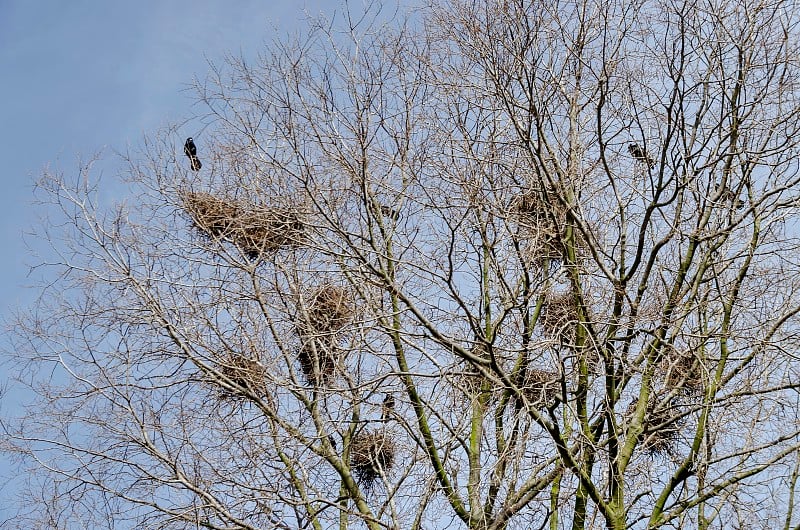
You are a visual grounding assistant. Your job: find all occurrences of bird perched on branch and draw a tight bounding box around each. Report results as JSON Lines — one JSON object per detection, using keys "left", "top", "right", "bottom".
{"left": 380, "top": 205, "right": 400, "bottom": 221}
{"left": 381, "top": 394, "right": 395, "bottom": 422}
{"left": 719, "top": 187, "right": 746, "bottom": 210}
{"left": 628, "top": 143, "right": 655, "bottom": 169}
{"left": 184, "top": 137, "right": 202, "bottom": 171}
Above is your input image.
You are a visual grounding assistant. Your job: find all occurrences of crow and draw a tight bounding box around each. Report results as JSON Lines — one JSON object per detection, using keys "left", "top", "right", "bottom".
{"left": 184, "top": 137, "right": 202, "bottom": 171}
{"left": 628, "top": 143, "right": 655, "bottom": 169}
{"left": 380, "top": 205, "right": 400, "bottom": 221}
{"left": 382, "top": 394, "right": 395, "bottom": 422}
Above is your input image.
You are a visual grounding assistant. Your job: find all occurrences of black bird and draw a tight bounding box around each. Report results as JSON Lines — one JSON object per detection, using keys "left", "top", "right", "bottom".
{"left": 382, "top": 394, "right": 395, "bottom": 422}
{"left": 380, "top": 205, "right": 400, "bottom": 221}
{"left": 628, "top": 143, "right": 655, "bottom": 169}
{"left": 184, "top": 137, "right": 202, "bottom": 171}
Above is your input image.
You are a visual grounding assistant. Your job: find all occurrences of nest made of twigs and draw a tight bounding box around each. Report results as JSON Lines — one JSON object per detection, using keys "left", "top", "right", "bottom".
{"left": 301, "top": 284, "right": 354, "bottom": 335}
{"left": 513, "top": 187, "right": 565, "bottom": 224}
{"left": 233, "top": 207, "right": 305, "bottom": 259}
{"left": 512, "top": 185, "right": 595, "bottom": 267}
{"left": 662, "top": 349, "right": 705, "bottom": 393}
{"left": 182, "top": 191, "right": 240, "bottom": 238}
{"left": 540, "top": 291, "right": 582, "bottom": 341}
{"left": 294, "top": 285, "right": 354, "bottom": 385}
{"left": 513, "top": 188, "right": 565, "bottom": 262}
{"left": 519, "top": 368, "right": 561, "bottom": 408}
{"left": 350, "top": 430, "right": 396, "bottom": 487}
{"left": 213, "top": 354, "right": 268, "bottom": 398}
{"left": 297, "top": 336, "right": 341, "bottom": 384}
{"left": 626, "top": 394, "right": 683, "bottom": 455}
{"left": 457, "top": 367, "right": 483, "bottom": 396}
{"left": 181, "top": 191, "right": 306, "bottom": 259}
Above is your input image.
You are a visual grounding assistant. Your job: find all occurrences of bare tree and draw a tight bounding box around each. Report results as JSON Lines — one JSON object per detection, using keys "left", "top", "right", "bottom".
{"left": 6, "top": 0, "right": 800, "bottom": 528}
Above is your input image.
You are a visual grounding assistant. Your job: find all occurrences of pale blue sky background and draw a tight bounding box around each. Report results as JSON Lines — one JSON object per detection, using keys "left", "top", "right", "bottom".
{"left": 0, "top": 0, "right": 336, "bottom": 521}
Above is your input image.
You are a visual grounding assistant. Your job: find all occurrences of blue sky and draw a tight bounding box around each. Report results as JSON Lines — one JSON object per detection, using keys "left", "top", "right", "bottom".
{"left": 0, "top": 1, "right": 335, "bottom": 309}
{"left": 0, "top": 0, "right": 332, "bottom": 520}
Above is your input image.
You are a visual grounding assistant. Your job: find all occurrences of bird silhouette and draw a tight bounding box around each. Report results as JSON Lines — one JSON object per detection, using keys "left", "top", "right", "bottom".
{"left": 381, "top": 394, "right": 395, "bottom": 422}
{"left": 380, "top": 205, "right": 400, "bottom": 221}
{"left": 184, "top": 137, "right": 202, "bottom": 171}
{"left": 628, "top": 143, "right": 655, "bottom": 169}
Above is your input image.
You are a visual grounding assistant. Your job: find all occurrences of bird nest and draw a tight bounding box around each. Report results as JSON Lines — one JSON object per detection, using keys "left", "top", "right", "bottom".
{"left": 662, "top": 349, "right": 705, "bottom": 393}
{"left": 512, "top": 187, "right": 566, "bottom": 263}
{"left": 233, "top": 208, "right": 306, "bottom": 259}
{"left": 626, "top": 394, "right": 683, "bottom": 455}
{"left": 540, "top": 291, "right": 581, "bottom": 341}
{"left": 512, "top": 185, "right": 565, "bottom": 220}
{"left": 295, "top": 285, "right": 354, "bottom": 385}
{"left": 297, "top": 337, "right": 341, "bottom": 384}
{"left": 213, "top": 354, "right": 267, "bottom": 398}
{"left": 301, "top": 284, "right": 354, "bottom": 335}
{"left": 512, "top": 185, "right": 594, "bottom": 268}
{"left": 518, "top": 368, "right": 560, "bottom": 409}
{"left": 350, "top": 430, "right": 396, "bottom": 487}
{"left": 181, "top": 191, "right": 306, "bottom": 259}
{"left": 182, "top": 191, "right": 239, "bottom": 238}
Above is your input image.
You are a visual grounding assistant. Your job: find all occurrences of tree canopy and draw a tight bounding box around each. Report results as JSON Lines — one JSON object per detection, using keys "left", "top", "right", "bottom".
{"left": 6, "top": 0, "right": 800, "bottom": 528}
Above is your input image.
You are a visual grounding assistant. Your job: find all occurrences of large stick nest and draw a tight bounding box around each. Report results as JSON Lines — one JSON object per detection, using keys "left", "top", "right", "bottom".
{"left": 512, "top": 187, "right": 566, "bottom": 263}
{"left": 297, "top": 337, "right": 341, "bottom": 384}
{"left": 300, "top": 284, "right": 354, "bottom": 335}
{"left": 540, "top": 291, "right": 582, "bottom": 341}
{"left": 519, "top": 368, "right": 561, "bottom": 409}
{"left": 182, "top": 191, "right": 239, "bottom": 238}
{"left": 662, "top": 348, "right": 705, "bottom": 393}
{"left": 350, "top": 430, "right": 396, "bottom": 487}
{"left": 215, "top": 354, "right": 268, "bottom": 397}
{"left": 456, "top": 364, "right": 495, "bottom": 398}
{"left": 234, "top": 208, "right": 306, "bottom": 258}
{"left": 626, "top": 394, "right": 684, "bottom": 455}
{"left": 295, "top": 285, "right": 354, "bottom": 384}
{"left": 182, "top": 191, "right": 306, "bottom": 259}
{"left": 512, "top": 185, "right": 593, "bottom": 266}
